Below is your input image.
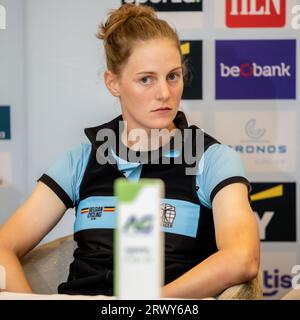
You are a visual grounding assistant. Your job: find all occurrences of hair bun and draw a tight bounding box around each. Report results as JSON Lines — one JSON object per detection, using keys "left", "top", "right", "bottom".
{"left": 97, "top": 3, "right": 180, "bottom": 75}
{"left": 119, "top": 3, "right": 157, "bottom": 19}
{"left": 97, "top": 4, "right": 157, "bottom": 41}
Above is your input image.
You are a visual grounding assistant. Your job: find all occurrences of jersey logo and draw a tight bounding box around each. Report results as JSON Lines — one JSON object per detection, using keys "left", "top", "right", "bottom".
{"left": 161, "top": 203, "right": 176, "bottom": 228}
{"left": 80, "top": 206, "right": 115, "bottom": 220}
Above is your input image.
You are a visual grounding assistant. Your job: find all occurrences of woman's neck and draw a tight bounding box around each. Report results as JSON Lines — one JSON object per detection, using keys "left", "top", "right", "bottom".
{"left": 121, "top": 123, "right": 177, "bottom": 151}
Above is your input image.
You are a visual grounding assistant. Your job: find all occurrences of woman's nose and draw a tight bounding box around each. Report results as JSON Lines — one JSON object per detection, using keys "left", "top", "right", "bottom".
{"left": 156, "top": 80, "right": 170, "bottom": 101}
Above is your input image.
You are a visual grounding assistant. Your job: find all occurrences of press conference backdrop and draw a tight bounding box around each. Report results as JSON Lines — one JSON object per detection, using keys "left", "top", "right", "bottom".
{"left": 0, "top": 0, "right": 299, "bottom": 299}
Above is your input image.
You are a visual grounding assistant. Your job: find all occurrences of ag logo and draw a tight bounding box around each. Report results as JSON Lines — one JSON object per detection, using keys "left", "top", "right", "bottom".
{"left": 123, "top": 214, "right": 154, "bottom": 234}
{"left": 121, "top": 0, "right": 203, "bottom": 12}
{"left": 250, "top": 183, "right": 296, "bottom": 241}
{"left": 180, "top": 41, "right": 203, "bottom": 100}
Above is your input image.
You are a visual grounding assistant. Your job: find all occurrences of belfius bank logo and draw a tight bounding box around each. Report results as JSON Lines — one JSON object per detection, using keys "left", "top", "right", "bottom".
{"left": 250, "top": 183, "right": 296, "bottom": 242}
{"left": 122, "top": 0, "right": 203, "bottom": 11}
{"left": 180, "top": 41, "right": 203, "bottom": 100}
{"left": 216, "top": 40, "right": 296, "bottom": 99}
{"left": 226, "top": 0, "right": 286, "bottom": 28}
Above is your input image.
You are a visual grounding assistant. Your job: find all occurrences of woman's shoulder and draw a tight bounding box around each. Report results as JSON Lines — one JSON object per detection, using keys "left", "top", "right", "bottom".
{"left": 67, "top": 142, "right": 92, "bottom": 158}
{"left": 47, "top": 142, "right": 92, "bottom": 174}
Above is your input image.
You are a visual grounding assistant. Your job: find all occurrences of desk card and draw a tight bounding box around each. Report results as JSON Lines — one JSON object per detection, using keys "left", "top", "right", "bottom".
{"left": 114, "top": 179, "right": 164, "bottom": 300}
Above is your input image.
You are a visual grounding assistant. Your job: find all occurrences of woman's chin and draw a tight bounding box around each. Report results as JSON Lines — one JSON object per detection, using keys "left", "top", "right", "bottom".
{"left": 148, "top": 115, "right": 176, "bottom": 130}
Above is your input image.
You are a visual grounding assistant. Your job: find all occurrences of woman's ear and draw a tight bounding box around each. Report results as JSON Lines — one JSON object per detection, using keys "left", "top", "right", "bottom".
{"left": 104, "top": 70, "right": 120, "bottom": 97}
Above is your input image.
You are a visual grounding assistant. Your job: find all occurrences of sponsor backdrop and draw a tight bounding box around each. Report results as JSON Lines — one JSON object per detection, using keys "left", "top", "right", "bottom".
{"left": 121, "top": 0, "right": 300, "bottom": 299}
{"left": 1, "top": 0, "right": 300, "bottom": 299}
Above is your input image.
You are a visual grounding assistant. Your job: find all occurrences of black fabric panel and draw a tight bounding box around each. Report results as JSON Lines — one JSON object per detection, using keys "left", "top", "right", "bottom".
{"left": 38, "top": 174, "right": 74, "bottom": 209}
{"left": 58, "top": 228, "right": 217, "bottom": 294}
{"left": 203, "top": 131, "right": 220, "bottom": 152}
{"left": 58, "top": 229, "right": 114, "bottom": 295}
{"left": 141, "top": 162, "right": 198, "bottom": 204}
{"left": 79, "top": 148, "right": 124, "bottom": 202}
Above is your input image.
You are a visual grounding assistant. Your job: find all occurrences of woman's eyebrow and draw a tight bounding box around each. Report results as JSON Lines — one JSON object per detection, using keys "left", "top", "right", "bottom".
{"left": 135, "top": 66, "right": 183, "bottom": 75}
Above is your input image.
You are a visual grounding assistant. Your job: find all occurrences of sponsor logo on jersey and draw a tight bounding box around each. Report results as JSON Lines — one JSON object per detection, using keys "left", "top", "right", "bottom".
{"left": 121, "top": 0, "right": 203, "bottom": 12}
{"left": 250, "top": 183, "right": 296, "bottom": 241}
{"left": 161, "top": 203, "right": 176, "bottom": 228}
{"left": 226, "top": 0, "right": 286, "bottom": 28}
{"left": 80, "top": 206, "right": 115, "bottom": 220}
{"left": 216, "top": 40, "right": 296, "bottom": 99}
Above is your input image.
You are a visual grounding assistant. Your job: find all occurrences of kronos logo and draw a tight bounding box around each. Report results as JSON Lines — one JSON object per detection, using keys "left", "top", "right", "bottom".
{"left": 231, "top": 119, "right": 287, "bottom": 155}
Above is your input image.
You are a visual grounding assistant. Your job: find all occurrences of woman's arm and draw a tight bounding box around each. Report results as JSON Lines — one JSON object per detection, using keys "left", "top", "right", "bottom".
{"left": 161, "top": 182, "right": 260, "bottom": 299}
{"left": 0, "top": 182, "right": 67, "bottom": 293}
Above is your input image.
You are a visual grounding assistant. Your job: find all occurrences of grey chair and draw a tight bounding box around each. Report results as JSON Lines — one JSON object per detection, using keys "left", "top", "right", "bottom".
{"left": 21, "top": 235, "right": 263, "bottom": 299}
{"left": 216, "top": 272, "right": 263, "bottom": 300}
{"left": 21, "top": 235, "right": 76, "bottom": 294}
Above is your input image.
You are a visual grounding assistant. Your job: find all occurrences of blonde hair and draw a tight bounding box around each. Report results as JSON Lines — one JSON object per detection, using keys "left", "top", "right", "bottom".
{"left": 97, "top": 4, "right": 183, "bottom": 76}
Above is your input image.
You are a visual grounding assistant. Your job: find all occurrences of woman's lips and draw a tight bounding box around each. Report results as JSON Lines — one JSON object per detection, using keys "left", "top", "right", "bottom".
{"left": 152, "top": 107, "right": 172, "bottom": 112}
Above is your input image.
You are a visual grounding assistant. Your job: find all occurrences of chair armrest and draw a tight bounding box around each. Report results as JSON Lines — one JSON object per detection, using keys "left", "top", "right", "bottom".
{"left": 21, "top": 235, "right": 76, "bottom": 294}
{"left": 216, "top": 272, "right": 263, "bottom": 300}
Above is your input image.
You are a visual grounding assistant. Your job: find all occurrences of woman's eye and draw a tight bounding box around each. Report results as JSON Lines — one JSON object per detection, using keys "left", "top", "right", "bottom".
{"left": 168, "top": 72, "right": 180, "bottom": 82}
{"left": 140, "top": 76, "right": 152, "bottom": 85}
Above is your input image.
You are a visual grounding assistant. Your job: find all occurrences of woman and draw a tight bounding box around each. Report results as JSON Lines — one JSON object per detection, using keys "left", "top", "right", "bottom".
{"left": 0, "top": 4, "right": 259, "bottom": 299}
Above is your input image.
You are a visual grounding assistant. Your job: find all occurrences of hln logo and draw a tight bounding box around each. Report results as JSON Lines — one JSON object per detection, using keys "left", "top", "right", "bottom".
{"left": 0, "top": 4, "right": 6, "bottom": 30}
{"left": 226, "top": 0, "right": 286, "bottom": 28}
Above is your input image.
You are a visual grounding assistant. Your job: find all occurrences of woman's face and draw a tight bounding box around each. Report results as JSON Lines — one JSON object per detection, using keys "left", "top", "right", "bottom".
{"left": 108, "top": 38, "right": 184, "bottom": 133}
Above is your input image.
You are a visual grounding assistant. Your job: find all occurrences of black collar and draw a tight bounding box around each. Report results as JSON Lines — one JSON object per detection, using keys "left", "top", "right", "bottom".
{"left": 84, "top": 110, "right": 189, "bottom": 148}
